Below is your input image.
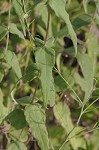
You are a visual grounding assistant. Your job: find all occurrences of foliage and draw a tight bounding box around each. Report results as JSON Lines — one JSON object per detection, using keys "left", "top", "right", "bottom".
{"left": 0, "top": 0, "right": 99, "bottom": 150}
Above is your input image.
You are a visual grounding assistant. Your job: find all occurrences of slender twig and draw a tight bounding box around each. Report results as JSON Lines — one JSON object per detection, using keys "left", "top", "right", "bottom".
{"left": 83, "top": 98, "right": 99, "bottom": 114}
{"left": 59, "top": 126, "right": 76, "bottom": 150}
{"left": 65, "top": 127, "right": 99, "bottom": 144}
{"left": 25, "top": 51, "right": 30, "bottom": 70}
{"left": 54, "top": 66, "right": 83, "bottom": 106}
{"left": 76, "top": 105, "right": 84, "bottom": 126}
{"left": 44, "top": 6, "right": 50, "bottom": 45}
{"left": 5, "top": 0, "right": 11, "bottom": 55}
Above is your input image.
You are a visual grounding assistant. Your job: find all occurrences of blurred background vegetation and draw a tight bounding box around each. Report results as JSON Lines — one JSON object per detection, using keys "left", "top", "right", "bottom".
{"left": 0, "top": 0, "right": 99, "bottom": 150}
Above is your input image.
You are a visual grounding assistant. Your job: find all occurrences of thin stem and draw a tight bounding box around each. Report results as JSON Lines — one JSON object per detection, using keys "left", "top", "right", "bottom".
{"left": 25, "top": 51, "right": 30, "bottom": 70}
{"left": 76, "top": 105, "right": 84, "bottom": 126}
{"left": 44, "top": 6, "right": 50, "bottom": 45}
{"left": 22, "top": 0, "right": 34, "bottom": 42}
{"left": 64, "top": 127, "right": 99, "bottom": 144}
{"left": 59, "top": 126, "right": 76, "bottom": 150}
{"left": 5, "top": 0, "right": 11, "bottom": 55}
{"left": 54, "top": 66, "right": 83, "bottom": 106}
{"left": 83, "top": 98, "right": 99, "bottom": 114}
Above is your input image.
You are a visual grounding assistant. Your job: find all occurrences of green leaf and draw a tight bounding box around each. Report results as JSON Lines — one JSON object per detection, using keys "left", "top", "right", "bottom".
{"left": 9, "top": 127, "right": 28, "bottom": 142}
{"left": 95, "top": 1, "right": 99, "bottom": 25}
{"left": 7, "top": 141, "right": 27, "bottom": 150}
{"left": 77, "top": 54, "right": 94, "bottom": 102}
{"left": 0, "top": 89, "right": 8, "bottom": 124}
{"left": 73, "top": 14, "right": 92, "bottom": 30}
{"left": 0, "top": 48, "right": 4, "bottom": 59}
{"left": 0, "top": 68, "right": 4, "bottom": 82}
{"left": 87, "top": 29, "right": 99, "bottom": 73}
{"left": 9, "top": 23, "right": 25, "bottom": 40}
{"left": 49, "top": 0, "right": 77, "bottom": 54}
{"left": 15, "top": 96, "right": 32, "bottom": 105}
{"left": 12, "top": 0, "right": 26, "bottom": 35}
{"left": 5, "top": 50, "right": 22, "bottom": 79}
{"left": 25, "top": 104, "right": 49, "bottom": 150}
{"left": 54, "top": 102, "right": 78, "bottom": 150}
{"left": 55, "top": 14, "right": 92, "bottom": 38}
{"left": 0, "top": 25, "right": 8, "bottom": 41}
{"left": 22, "top": 63, "right": 39, "bottom": 82}
{"left": 6, "top": 109, "right": 26, "bottom": 129}
{"left": 35, "top": 46, "right": 55, "bottom": 107}
{"left": 34, "top": 0, "right": 48, "bottom": 6}
{"left": 46, "top": 37, "right": 55, "bottom": 47}
{"left": 83, "top": 0, "right": 88, "bottom": 14}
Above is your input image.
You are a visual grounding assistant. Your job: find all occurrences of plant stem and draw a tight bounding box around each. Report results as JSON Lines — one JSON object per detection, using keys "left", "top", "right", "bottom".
{"left": 5, "top": 0, "right": 11, "bottom": 55}
{"left": 54, "top": 66, "right": 83, "bottom": 106}
{"left": 44, "top": 6, "right": 50, "bottom": 45}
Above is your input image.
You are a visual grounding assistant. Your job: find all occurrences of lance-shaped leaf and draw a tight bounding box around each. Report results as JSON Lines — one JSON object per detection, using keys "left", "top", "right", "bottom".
{"left": 12, "top": 0, "right": 26, "bottom": 35}
{"left": 25, "top": 104, "right": 49, "bottom": 150}
{"left": 54, "top": 102, "right": 78, "bottom": 150}
{"left": 49, "top": 0, "right": 77, "bottom": 54}
{"left": 87, "top": 27, "right": 99, "bottom": 73}
{"left": 56, "top": 14, "right": 92, "bottom": 38}
{"left": 35, "top": 46, "right": 55, "bottom": 107}
{"left": 5, "top": 50, "right": 22, "bottom": 79}
{"left": 77, "top": 54, "right": 94, "bottom": 102}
